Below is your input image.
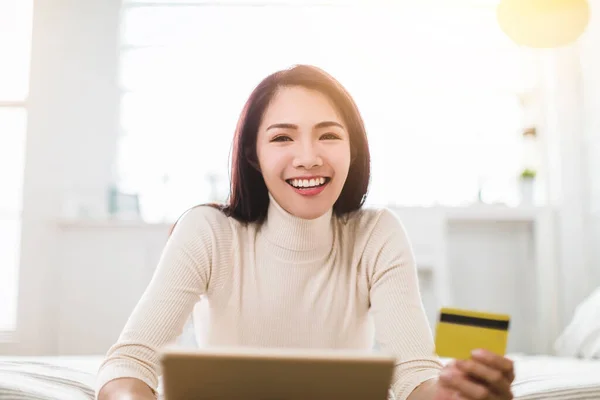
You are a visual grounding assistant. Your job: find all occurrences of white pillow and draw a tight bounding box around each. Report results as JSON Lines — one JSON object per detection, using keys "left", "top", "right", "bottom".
{"left": 554, "top": 286, "right": 600, "bottom": 359}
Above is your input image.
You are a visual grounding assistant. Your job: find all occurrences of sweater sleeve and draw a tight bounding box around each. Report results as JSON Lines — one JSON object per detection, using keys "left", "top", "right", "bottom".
{"left": 95, "top": 205, "right": 231, "bottom": 396}
{"left": 366, "top": 209, "right": 443, "bottom": 400}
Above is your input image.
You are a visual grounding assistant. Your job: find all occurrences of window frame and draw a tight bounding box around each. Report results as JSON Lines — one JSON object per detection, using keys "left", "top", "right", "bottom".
{"left": 0, "top": 0, "right": 32, "bottom": 338}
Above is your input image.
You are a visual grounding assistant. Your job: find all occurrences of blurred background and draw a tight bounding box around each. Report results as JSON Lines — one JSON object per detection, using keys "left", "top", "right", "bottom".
{"left": 0, "top": 0, "right": 598, "bottom": 358}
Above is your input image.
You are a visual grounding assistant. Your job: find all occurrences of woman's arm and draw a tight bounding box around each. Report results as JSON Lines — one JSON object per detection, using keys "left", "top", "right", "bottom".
{"left": 96, "top": 206, "right": 232, "bottom": 398}
{"left": 366, "top": 209, "right": 515, "bottom": 400}
{"left": 365, "top": 209, "right": 443, "bottom": 400}
{"left": 97, "top": 378, "right": 155, "bottom": 400}
{"left": 407, "top": 378, "right": 439, "bottom": 400}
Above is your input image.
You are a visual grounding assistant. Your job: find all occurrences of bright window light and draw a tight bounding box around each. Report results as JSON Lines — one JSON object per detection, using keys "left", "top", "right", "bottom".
{"left": 0, "top": 0, "right": 33, "bottom": 333}
{"left": 117, "top": 3, "right": 538, "bottom": 222}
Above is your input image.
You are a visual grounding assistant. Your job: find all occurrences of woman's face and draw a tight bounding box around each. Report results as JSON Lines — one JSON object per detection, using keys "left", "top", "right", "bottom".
{"left": 256, "top": 86, "right": 351, "bottom": 220}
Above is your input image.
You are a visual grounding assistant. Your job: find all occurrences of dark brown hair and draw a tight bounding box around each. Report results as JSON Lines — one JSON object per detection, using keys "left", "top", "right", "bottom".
{"left": 172, "top": 64, "right": 370, "bottom": 232}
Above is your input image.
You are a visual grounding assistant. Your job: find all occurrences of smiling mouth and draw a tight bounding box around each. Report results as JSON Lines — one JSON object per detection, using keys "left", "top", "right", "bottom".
{"left": 286, "top": 177, "right": 331, "bottom": 189}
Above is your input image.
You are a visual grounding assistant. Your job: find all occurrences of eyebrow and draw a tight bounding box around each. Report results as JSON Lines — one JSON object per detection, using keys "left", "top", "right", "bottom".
{"left": 266, "top": 121, "right": 344, "bottom": 131}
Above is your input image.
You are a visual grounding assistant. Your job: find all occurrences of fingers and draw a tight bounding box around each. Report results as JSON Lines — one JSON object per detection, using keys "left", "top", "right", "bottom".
{"left": 455, "top": 358, "right": 512, "bottom": 395}
{"left": 471, "top": 349, "right": 515, "bottom": 382}
{"left": 439, "top": 354, "right": 515, "bottom": 400}
{"left": 440, "top": 362, "right": 490, "bottom": 400}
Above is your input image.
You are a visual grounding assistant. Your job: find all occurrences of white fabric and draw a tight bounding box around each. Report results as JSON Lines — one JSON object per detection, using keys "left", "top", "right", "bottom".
{"left": 509, "top": 354, "right": 600, "bottom": 399}
{"left": 554, "top": 286, "right": 600, "bottom": 359}
{"left": 0, "top": 356, "right": 102, "bottom": 400}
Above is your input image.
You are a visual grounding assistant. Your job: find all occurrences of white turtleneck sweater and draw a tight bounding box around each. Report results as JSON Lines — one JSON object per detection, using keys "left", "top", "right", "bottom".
{"left": 96, "top": 196, "right": 443, "bottom": 399}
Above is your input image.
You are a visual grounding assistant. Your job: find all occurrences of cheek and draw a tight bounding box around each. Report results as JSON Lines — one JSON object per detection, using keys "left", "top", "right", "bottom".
{"left": 258, "top": 148, "right": 288, "bottom": 182}
{"left": 331, "top": 144, "right": 352, "bottom": 176}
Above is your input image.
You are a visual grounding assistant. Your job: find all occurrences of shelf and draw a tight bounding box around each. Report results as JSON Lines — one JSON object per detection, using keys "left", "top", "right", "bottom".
{"left": 390, "top": 205, "right": 551, "bottom": 223}
{"left": 57, "top": 218, "right": 173, "bottom": 229}
{"left": 444, "top": 205, "right": 546, "bottom": 222}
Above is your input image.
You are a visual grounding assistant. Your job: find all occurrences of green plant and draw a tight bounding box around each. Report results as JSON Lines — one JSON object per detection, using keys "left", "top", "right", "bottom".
{"left": 520, "top": 168, "right": 536, "bottom": 179}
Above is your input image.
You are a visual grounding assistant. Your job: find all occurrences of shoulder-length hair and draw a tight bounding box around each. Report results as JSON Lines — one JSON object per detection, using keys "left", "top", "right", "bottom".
{"left": 172, "top": 64, "right": 371, "bottom": 232}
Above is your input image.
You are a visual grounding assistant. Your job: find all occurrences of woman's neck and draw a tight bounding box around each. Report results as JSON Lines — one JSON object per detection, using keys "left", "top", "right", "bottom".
{"left": 260, "top": 193, "right": 335, "bottom": 262}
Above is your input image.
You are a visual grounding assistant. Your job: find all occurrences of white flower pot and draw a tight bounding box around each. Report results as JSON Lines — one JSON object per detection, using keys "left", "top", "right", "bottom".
{"left": 519, "top": 178, "right": 535, "bottom": 205}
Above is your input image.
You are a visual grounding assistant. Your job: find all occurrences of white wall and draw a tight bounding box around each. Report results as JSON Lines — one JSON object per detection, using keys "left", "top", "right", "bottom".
{"left": 536, "top": 1, "right": 600, "bottom": 330}
{"left": 0, "top": 0, "right": 121, "bottom": 355}
{"left": 447, "top": 221, "right": 538, "bottom": 354}
{"left": 580, "top": 0, "right": 600, "bottom": 290}
{"left": 56, "top": 222, "right": 169, "bottom": 355}
{"left": 542, "top": 45, "right": 592, "bottom": 328}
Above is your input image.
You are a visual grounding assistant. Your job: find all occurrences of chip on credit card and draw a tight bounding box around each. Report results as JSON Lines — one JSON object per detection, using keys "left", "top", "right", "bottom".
{"left": 434, "top": 307, "right": 510, "bottom": 360}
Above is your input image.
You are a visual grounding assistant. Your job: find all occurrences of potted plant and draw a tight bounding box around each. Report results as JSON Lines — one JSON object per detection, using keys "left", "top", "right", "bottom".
{"left": 519, "top": 168, "right": 536, "bottom": 205}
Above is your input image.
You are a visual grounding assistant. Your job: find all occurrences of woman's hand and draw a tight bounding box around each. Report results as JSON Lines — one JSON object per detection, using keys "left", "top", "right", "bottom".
{"left": 435, "top": 349, "right": 515, "bottom": 399}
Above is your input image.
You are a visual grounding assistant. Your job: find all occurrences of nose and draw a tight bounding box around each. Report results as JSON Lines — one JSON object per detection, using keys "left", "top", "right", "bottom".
{"left": 292, "top": 140, "right": 323, "bottom": 170}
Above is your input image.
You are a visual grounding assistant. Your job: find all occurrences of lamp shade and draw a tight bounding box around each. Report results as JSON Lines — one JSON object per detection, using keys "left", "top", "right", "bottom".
{"left": 497, "top": 0, "right": 590, "bottom": 48}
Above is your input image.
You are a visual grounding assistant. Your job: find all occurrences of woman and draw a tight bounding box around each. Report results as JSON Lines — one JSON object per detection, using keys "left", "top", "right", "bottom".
{"left": 96, "top": 65, "right": 514, "bottom": 400}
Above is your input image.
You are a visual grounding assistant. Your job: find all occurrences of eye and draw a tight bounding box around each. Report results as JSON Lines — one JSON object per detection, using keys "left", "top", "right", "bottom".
{"left": 271, "top": 135, "right": 292, "bottom": 142}
{"left": 320, "top": 132, "right": 341, "bottom": 140}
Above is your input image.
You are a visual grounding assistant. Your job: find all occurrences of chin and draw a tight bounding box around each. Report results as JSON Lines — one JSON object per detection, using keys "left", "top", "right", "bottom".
{"left": 270, "top": 182, "right": 341, "bottom": 219}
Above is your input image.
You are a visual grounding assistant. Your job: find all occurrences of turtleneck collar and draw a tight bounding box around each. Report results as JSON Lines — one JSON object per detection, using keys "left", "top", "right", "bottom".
{"left": 260, "top": 193, "right": 335, "bottom": 262}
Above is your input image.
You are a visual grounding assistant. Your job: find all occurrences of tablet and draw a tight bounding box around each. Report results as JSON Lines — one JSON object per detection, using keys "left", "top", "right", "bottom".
{"left": 160, "top": 346, "right": 396, "bottom": 400}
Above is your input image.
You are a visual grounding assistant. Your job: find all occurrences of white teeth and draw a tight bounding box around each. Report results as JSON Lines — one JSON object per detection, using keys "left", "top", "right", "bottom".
{"left": 289, "top": 177, "right": 327, "bottom": 188}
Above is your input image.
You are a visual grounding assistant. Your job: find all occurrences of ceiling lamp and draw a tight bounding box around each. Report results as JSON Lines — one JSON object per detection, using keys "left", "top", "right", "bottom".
{"left": 496, "top": 0, "right": 591, "bottom": 48}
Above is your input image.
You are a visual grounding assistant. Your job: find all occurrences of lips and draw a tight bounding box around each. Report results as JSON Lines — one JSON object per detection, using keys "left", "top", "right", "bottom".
{"left": 285, "top": 176, "right": 331, "bottom": 197}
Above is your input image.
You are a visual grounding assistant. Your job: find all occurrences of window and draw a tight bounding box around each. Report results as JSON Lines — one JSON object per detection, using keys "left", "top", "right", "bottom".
{"left": 117, "top": 1, "right": 538, "bottom": 223}
{"left": 0, "top": 0, "right": 33, "bottom": 332}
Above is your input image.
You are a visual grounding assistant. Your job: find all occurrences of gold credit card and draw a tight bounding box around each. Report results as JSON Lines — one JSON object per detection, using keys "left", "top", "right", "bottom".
{"left": 434, "top": 307, "right": 510, "bottom": 360}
